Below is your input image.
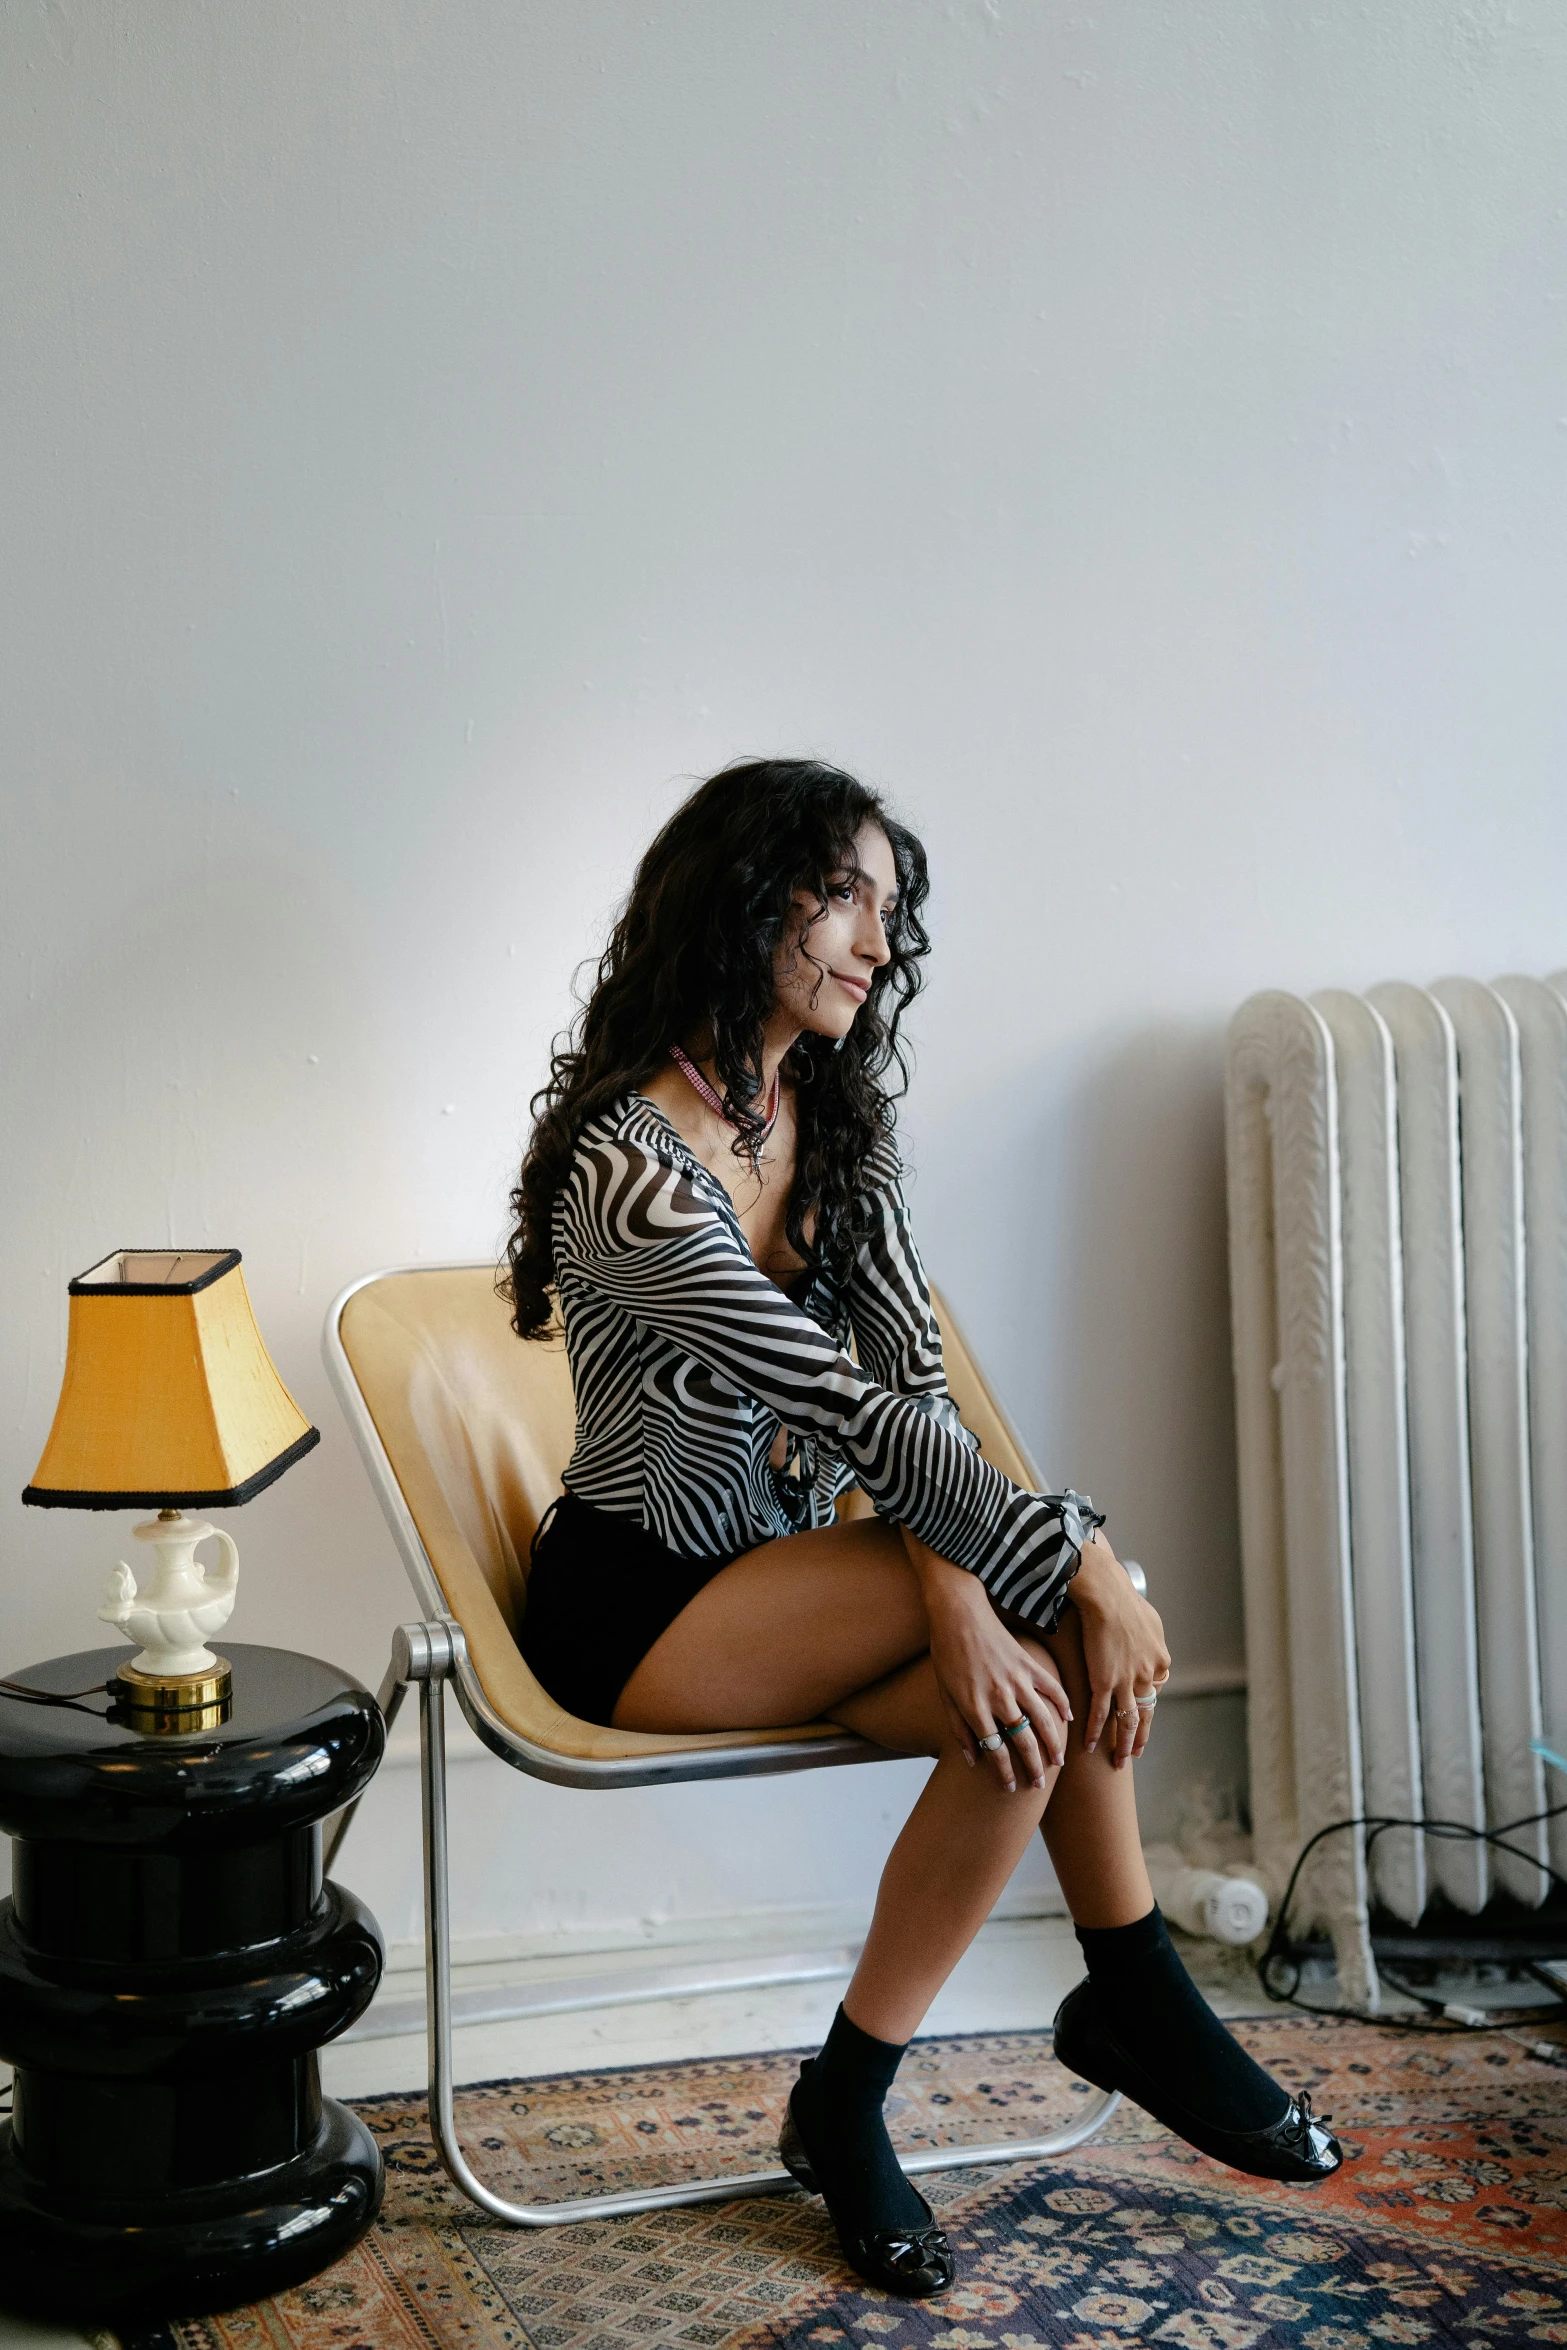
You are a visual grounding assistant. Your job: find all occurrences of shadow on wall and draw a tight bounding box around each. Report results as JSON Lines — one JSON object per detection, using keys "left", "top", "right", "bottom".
{"left": 1056, "top": 1021, "right": 1246, "bottom": 1687}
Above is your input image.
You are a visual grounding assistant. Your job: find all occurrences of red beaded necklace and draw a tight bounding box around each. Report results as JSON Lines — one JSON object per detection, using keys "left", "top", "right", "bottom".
{"left": 668, "top": 1043, "right": 781, "bottom": 1140}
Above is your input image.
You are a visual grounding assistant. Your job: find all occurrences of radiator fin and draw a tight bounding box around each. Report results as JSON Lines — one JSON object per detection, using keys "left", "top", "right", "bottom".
{"left": 1429, "top": 979, "right": 1548, "bottom": 1907}
{"left": 1226, "top": 991, "right": 1373, "bottom": 2010}
{"left": 1498, "top": 976, "right": 1567, "bottom": 1885}
{"left": 1312, "top": 991, "right": 1425, "bottom": 1928}
{"left": 1363, "top": 984, "right": 1488, "bottom": 1916}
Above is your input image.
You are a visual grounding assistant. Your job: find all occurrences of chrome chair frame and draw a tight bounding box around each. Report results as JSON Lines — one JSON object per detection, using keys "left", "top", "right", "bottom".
{"left": 323, "top": 1267, "right": 1121, "bottom": 2229}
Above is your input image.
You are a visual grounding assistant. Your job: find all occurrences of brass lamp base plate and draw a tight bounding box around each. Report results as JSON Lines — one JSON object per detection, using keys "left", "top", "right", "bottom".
{"left": 111, "top": 1657, "right": 233, "bottom": 1731}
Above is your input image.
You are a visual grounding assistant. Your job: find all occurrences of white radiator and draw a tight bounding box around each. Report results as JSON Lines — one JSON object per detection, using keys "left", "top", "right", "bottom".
{"left": 1225, "top": 974, "right": 1567, "bottom": 2009}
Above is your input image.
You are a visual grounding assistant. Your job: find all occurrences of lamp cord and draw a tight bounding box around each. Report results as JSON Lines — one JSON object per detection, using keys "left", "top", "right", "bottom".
{"left": 0, "top": 1675, "right": 113, "bottom": 1713}
{"left": 1258, "top": 1798, "right": 1567, "bottom": 2038}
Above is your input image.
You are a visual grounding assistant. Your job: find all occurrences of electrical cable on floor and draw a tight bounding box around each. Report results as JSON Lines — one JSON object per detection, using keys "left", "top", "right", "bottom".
{"left": 1500, "top": 2030, "right": 1567, "bottom": 2068}
{"left": 1258, "top": 1798, "right": 1567, "bottom": 2036}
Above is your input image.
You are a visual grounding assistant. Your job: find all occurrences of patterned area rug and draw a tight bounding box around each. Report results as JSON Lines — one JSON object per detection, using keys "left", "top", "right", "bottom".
{"left": 156, "top": 2016, "right": 1567, "bottom": 2350}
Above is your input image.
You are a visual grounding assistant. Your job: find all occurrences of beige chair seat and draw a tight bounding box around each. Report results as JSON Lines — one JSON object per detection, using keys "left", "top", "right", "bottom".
{"left": 332, "top": 1261, "right": 1043, "bottom": 1769}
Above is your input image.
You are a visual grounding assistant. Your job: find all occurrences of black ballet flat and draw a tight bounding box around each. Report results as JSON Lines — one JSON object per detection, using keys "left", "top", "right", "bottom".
{"left": 1052, "top": 1978, "right": 1343, "bottom": 2184}
{"left": 779, "top": 2086, "right": 955, "bottom": 2298}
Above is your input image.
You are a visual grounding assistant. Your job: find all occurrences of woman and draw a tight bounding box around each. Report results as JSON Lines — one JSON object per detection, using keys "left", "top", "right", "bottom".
{"left": 506, "top": 759, "right": 1339, "bottom": 2298}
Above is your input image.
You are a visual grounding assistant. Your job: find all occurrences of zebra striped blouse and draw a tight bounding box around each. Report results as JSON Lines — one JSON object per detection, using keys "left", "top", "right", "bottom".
{"left": 552, "top": 1092, "right": 1103, "bottom": 1632}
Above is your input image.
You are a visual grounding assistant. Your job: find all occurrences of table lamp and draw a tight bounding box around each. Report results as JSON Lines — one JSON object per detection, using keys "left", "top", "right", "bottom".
{"left": 22, "top": 1249, "right": 319, "bottom": 1723}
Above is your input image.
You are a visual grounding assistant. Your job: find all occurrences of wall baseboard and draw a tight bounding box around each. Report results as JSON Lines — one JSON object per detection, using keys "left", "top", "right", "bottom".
{"left": 344, "top": 1893, "right": 1073, "bottom": 2047}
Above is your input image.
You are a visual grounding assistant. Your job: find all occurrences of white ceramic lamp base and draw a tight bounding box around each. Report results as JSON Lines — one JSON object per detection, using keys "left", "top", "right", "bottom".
{"left": 99, "top": 1511, "right": 240, "bottom": 1687}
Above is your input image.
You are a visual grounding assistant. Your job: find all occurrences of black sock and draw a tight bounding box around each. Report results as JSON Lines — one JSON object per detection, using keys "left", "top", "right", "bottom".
{"left": 1075, "top": 1906, "right": 1289, "bottom": 2132}
{"left": 791, "top": 2005, "right": 928, "bottom": 2235}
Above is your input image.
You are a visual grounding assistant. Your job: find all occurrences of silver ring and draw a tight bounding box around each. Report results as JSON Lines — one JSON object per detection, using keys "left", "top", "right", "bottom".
{"left": 1135, "top": 1692, "right": 1158, "bottom": 1711}
{"left": 978, "top": 1731, "right": 1005, "bottom": 1752}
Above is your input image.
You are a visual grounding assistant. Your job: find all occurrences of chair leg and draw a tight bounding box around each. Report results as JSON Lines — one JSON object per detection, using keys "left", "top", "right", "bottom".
{"left": 410, "top": 1630, "right": 1122, "bottom": 2229}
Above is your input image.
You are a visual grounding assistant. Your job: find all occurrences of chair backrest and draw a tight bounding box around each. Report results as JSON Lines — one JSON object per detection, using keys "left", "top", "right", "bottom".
{"left": 335, "top": 1263, "right": 1040, "bottom": 1766}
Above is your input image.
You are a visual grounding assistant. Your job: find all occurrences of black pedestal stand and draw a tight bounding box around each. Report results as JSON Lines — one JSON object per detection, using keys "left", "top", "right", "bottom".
{"left": 0, "top": 1643, "right": 386, "bottom": 2325}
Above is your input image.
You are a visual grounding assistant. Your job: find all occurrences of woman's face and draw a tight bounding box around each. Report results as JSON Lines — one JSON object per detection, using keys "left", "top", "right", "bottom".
{"left": 772, "top": 820, "right": 898, "bottom": 1042}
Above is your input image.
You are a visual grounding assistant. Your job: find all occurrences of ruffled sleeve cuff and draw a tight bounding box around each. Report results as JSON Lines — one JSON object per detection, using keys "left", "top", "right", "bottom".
{"left": 1032, "top": 1489, "right": 1107, "bottom": 1633}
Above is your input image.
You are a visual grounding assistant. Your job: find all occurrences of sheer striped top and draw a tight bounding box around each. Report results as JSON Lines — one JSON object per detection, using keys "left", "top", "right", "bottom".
{"left": 551, "top": 1092, "right": 1103, "bottom": 1632}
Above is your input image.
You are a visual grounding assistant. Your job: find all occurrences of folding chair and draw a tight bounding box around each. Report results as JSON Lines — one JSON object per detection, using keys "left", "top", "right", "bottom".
{"left": 323, "top": 1262, "right": 1120, "bottom": 2227}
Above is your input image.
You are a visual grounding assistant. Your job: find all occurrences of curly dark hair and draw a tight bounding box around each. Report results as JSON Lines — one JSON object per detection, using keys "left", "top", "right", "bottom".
{"left": 504, "top": 757, "right": 931, "bottom": 1338}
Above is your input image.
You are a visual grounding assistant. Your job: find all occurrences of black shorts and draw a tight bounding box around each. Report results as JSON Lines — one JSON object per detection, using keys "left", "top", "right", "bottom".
{"left": 518, "top": 1490, "right": 749, "bottom": 1727}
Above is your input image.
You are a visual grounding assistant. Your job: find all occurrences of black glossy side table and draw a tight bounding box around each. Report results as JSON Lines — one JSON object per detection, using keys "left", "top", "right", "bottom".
{"left": 0, "top": 1642, "right": 386, "bottom": 2325}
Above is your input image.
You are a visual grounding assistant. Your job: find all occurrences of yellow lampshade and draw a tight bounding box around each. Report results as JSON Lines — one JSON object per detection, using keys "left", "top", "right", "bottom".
{"left": 23, "top": 1249, "right": 319, "bottom": 1510}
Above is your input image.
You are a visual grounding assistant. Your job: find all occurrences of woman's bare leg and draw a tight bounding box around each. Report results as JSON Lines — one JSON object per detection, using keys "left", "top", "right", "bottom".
{"left": 615, "top": 1523, "right": 1151, "bottom": 2043}
{"left": 616, "top": 1522, "right": 1064, "bottom": 2039}
{"left": 1036, "top": 1609, "right": 1156, "bottom": 1928}
{"left": 829, "top": 1616, "right": 1154, "bottom": 2037}
{"left": 828, "top": 1655, "right": 1054, "bottom": 2041}
{"left": 612, "top": 1515, "right": 931, "bottom": 1731}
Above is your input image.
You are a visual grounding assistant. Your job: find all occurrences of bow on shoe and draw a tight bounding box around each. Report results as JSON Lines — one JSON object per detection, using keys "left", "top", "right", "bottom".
{"left": 1280, "top": 2091, "right": 1336, "bottom": 2160}
{"left": 856, "top": 2224, "right": 955, "bottom": 2294}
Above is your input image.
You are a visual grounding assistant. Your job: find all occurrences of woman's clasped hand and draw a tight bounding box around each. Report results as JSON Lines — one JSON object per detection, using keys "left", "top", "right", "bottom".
{"left": 1070, "top": 1530, "right": 1171, "bottom": 1768}
{"left": 903, "top": 1536, "right": 1071, "bottom": 1790}
{"left": 906, "top": 1525, "right": 1169, "bottom": 1789}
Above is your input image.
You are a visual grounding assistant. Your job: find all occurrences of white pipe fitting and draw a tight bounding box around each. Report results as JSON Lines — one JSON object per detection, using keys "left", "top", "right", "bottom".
{"left": 1145, "top": 1843, "right": 1270, "bottom": 1945}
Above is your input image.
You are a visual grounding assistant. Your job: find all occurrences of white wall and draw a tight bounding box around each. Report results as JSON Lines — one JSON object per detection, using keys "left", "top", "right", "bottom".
{"left": 3, "top": 1, "right": 1564, "bottom": 1952}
